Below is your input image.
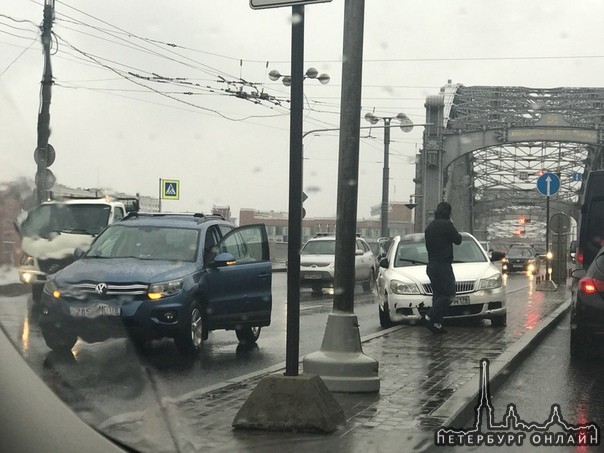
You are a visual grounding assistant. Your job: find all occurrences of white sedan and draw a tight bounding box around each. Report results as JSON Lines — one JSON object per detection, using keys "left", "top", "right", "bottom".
{"left": 376, "top": 233, "right": 507, "bottom": 327}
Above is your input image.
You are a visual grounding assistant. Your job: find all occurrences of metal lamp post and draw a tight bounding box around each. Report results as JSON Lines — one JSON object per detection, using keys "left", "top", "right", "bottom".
{"left": 269, "top": 64, "right": 329, "bottom": 378}
{"left": 364, "top": 112, "right": 414, "bottom": 237}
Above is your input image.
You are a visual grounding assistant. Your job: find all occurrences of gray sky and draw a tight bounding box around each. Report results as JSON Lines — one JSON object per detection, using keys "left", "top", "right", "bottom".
{"left": 2, "top": 0, "right": 604, "bottom": 219}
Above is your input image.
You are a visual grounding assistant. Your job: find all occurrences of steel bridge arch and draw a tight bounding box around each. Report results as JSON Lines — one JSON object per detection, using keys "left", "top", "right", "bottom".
{"left": 414, "top": 83, "right": 604, "bottom": 241}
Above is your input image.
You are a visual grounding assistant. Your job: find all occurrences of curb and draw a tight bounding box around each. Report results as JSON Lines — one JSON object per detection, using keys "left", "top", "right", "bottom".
{"left": 430, "top": 297, "right": 571, "bottom": 428}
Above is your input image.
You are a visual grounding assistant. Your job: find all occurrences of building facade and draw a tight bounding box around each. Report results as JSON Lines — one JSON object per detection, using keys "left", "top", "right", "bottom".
{"left": 239, "top": 202, "right": 414, "bottom": 244}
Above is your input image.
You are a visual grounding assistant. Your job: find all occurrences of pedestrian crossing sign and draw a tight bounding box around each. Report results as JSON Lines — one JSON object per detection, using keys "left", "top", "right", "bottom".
{"left": 161, "top": 179, "right": 180, "bottom": 200}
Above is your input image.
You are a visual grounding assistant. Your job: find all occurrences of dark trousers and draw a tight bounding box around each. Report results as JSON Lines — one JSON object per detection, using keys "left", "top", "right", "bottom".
{"left": 426, "top": 262, "right": 456, "bottom": 324}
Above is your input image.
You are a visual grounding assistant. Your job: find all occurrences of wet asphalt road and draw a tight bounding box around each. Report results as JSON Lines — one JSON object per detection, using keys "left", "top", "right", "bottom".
{"left": 447, "top": 313, "right": 604, "bottom": 453}
{"left": 1, "top": 271, "right": 533, "bottom": 427}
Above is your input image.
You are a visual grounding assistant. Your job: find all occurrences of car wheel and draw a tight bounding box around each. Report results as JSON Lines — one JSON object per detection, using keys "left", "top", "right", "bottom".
{"left": 490, "top": 315, "right": 507, "bottom": 327}
{"left": 41, "top": 325, "right": 77, "bottom": 352}
{"left": 362, "top": 270, "right": 375, "bottom": 293}
{"left": 174, "top": 304, "right": 205, "bottom": 354}
{"left": 236, "top": 326, "right": 261, "bottom": 345}
{"left": 379, "top": 301, "right": 393, "bottom": 328}
{"left": 570, "top": 327, "right": 593, "bottom": 359}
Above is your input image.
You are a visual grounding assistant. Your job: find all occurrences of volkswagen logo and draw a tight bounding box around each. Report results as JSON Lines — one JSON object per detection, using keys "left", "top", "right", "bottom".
{"left": 95, "top": 283, "right": 108, "bottom": 295}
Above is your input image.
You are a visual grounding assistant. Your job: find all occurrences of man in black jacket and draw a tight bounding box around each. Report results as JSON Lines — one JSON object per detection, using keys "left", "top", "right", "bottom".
{"left": 423, "top": 201, "right": 462, "bottom": 334}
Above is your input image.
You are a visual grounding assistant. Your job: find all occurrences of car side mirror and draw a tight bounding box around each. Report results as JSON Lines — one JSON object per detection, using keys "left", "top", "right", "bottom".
{"left": 571, "top": 268, "right": 586, "bottom": 279}
{"left": 355, "top": 249, "right": 364, "bottom": 256}
{"left": 490, "top": 251, "right": 505, "bottom": 262}
{"left": 379, "top": 257, "right": 389, "bottom": 269}
{"left": 569, "top": 240, "right": 577, "bottom": 253}
{"left": 73, "top": 248, "right": 86, "bottom": 260}
{"left": 211, "top": 252, "right": 237, "bottom": 268}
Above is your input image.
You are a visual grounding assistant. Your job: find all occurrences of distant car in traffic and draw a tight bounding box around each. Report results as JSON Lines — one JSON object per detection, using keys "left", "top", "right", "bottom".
{"left": 38, "top": 212, "right": 272, "bottom": 354}
{"left": 502, "top": 245, "right": 537, "bottom": 274}
{"left": 376, "top": 232, "right": 507, "bottom": 328}
{"left": 299, "top": 234, "right": 375, "bottom": 295}
{"left": 570, "top": 246, "right": 604, "bottom": 358}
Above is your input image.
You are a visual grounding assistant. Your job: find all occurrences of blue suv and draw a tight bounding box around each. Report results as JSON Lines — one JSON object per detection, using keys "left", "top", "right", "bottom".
{"left": 38, "top": 212, "right": 272, "bottom": 354}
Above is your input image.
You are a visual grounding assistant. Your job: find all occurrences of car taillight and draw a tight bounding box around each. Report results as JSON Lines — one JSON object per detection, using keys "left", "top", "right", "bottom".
{"left": 577, "top": 248, "right": 584, "bottom": 265}
{"left": 578, "top": 277, "right": 604, "bottom": 295}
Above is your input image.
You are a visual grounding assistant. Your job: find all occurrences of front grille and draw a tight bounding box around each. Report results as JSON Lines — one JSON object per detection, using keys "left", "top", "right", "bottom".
{"left": 61, "top": 282, "right": 148, "bottom": 301}
{"left": 39, "top": 257, "right": 74, "bottom": 274}
{"left": 73, "top": 283, "right": 148, "bottom": 296}
{"left": 422, "top": 280, "right": 476, "bottom": 295}
{"left": 302, "top": 262, "right": 331, "bottom": 268}
{"left": 418, "top": 304, "right": 484, "bottom": 317}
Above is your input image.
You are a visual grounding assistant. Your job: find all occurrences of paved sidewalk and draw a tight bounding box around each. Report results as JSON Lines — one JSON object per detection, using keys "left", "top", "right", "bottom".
{"left": 101, "top": 286, "right": 571, "bottom": 453}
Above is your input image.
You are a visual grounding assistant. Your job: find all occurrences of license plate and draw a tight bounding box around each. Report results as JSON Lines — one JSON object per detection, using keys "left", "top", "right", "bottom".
{"left": 69, "top": 303, "right": 121, "bottom": 318}
{"left": 451, "top": 296, "right": 470, "bottom": 305}
{"left": 303, "top": 274, "right": 322, "bottom": 280}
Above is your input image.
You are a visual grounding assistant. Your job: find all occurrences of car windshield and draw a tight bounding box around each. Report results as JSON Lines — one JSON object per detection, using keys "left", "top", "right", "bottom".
{"left": 507, "top": 248, "right": 534, "bottom": 258}
{"left": 20, "top": 203, "right": 111, "bottom": 237}
{"left": 301, "top": 239, "right": 336, "bottom": 255}
{"left": 87, "top": 225, "right": 199, "bottom": 262}
{"left": 394, "top": 236, "right": 486, "bottom": 267}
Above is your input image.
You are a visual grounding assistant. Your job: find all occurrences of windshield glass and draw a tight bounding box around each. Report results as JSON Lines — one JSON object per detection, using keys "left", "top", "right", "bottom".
{"left": 88, "top": 225, "right": 199, "bottom": 262}
{"left": 20, "top": 203, "right": 111, "bottom": 237}
{"left": 301, "top": 239, "right": 336, "bottom": 255}
{"left": 507, "top": 248, "right": 534, "bottom": 258}
{"left": 395, "top": 236, "right": 486, "bottom": 267}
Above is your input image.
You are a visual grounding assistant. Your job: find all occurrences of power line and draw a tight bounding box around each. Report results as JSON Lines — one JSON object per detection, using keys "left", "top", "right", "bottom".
{"left": 0, "top": 36, "right": 38, "bottom": 77}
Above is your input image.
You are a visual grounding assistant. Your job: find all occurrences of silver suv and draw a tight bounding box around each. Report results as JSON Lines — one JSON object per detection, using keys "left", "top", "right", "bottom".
{"left": 299, "top": 234, "right": 375, "bottom": 295}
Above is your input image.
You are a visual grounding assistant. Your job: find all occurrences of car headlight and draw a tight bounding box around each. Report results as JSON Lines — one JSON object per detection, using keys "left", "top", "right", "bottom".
{"left": 389, "top": 279, "right": 420, "bottom": 295}
{"left": 148, "top": 279, "right": 183, "bottom": 300}
{"left": 43, "top": 280, "right": 61, "bottom": 299}
{"left": 478, "top": 273, "right": 502, "bottom": 290}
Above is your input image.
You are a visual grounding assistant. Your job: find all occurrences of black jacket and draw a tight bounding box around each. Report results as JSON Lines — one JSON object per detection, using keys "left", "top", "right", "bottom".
{"left": 425, "top": 218, "right": 462, "bottom": 264}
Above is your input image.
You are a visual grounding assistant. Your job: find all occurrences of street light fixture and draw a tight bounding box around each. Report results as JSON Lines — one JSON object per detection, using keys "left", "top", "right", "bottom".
{"left": 364, "top": 112, "right": 414, "bottom": 237}
{"left": 269, "top": 67, "right": 330, "bottom": 87}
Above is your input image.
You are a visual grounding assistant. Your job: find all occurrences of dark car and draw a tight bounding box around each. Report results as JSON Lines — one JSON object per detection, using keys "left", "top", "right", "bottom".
{"left": 38, "top": 212, "right": 272, "bottom": 354}
{"left": 502, "top": 245, "right": 537, "bottom": 274}
{"left": 570, "top": 247, "right": 604, "bottom": 358}
{"left": 576, "top": 170, "right": 604, "bottom": 269}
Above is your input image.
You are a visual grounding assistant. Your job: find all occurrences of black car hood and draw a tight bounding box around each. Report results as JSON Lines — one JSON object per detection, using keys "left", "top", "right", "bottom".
{"left": 54, "top": 258, "right": 197, "bottom": 284}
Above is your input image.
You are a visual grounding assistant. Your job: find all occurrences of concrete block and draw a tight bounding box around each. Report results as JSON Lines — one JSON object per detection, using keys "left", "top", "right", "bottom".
{"left": 232, "top": 373, "right": 346, "bottom": 433}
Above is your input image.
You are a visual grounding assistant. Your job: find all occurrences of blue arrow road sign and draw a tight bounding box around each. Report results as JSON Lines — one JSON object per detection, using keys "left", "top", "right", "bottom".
{"left": 536, "top": 172, "right": 560, "bottom": 196}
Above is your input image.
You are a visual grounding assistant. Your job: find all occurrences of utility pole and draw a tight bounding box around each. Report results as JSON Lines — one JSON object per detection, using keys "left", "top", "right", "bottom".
{"left": 303, "top": 0, "right": 380, "bottom": 393}
{"left": 35, "top": 0, "right": 56, "bottom": 204}
{"left": 380, "top": 118, "right": 391, "bottom": 237}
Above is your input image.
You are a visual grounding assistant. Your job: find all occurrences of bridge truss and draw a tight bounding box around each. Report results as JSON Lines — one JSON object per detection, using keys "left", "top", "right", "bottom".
{"left": 415, "top": 83, "right": 604, "bottom": 243}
